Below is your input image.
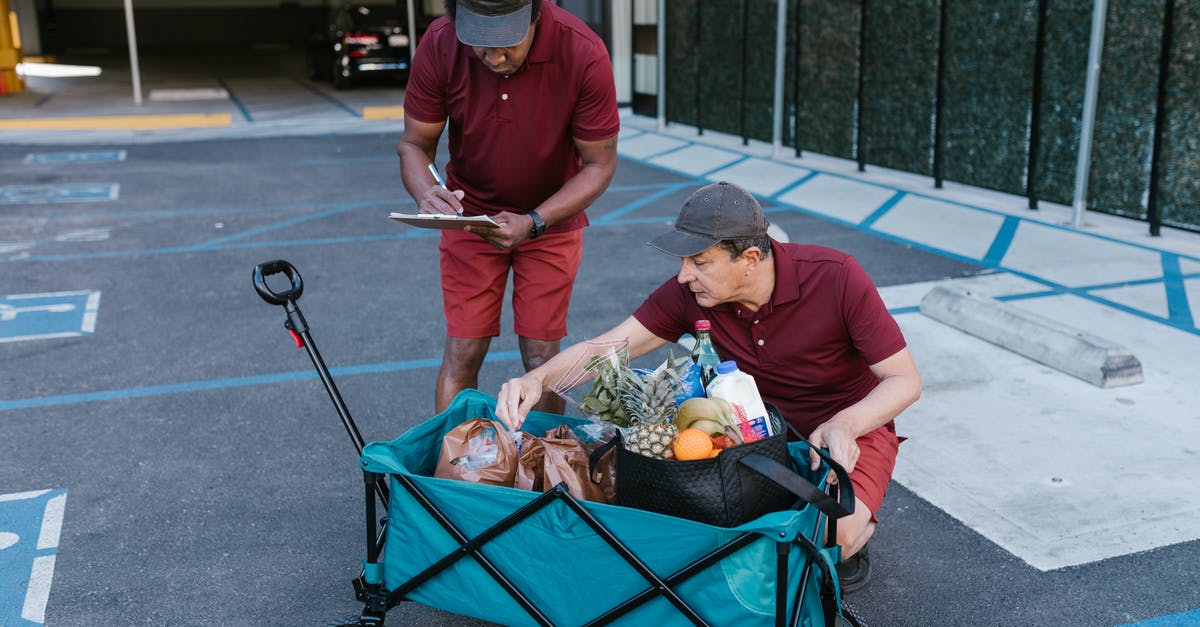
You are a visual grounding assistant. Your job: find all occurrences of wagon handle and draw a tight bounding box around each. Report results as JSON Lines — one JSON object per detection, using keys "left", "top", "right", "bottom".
{"left": 253, "top": 259, "right": 304, "bottom": 306}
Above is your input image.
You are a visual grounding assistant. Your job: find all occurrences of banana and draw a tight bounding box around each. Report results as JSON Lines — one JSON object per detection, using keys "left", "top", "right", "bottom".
{"left": 685, "top": 418, "right": 727, "bottom": 436}
{"left": 709, "top": 397, "right": 734, "bottom": 428}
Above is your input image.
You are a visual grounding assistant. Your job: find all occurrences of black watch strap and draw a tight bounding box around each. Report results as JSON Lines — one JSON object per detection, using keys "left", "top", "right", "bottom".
{"left": 528, "top": 210, "right": 547, "bottom": 239}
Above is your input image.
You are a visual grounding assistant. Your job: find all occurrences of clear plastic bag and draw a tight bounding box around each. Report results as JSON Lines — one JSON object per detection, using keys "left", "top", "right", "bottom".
{"left": 549, "top": 338, "right": 633, "bottom": 426}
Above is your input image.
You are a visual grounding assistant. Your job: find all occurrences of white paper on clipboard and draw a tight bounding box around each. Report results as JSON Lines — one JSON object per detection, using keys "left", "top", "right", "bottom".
{"left": 388, "top": 212, "right": 501, "bottom": 230}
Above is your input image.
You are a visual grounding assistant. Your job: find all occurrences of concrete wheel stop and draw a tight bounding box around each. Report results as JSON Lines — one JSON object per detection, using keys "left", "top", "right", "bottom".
{"left": 919, "top": 284, "right": 1143, "bottom": 388}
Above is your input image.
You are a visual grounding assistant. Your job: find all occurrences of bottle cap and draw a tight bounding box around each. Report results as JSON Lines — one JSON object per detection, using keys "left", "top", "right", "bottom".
{"left": 716, "top": 360, "right": 738, "bottom": 374}
{"left": 694, "top": 319, "right": 711, "bottom": 331}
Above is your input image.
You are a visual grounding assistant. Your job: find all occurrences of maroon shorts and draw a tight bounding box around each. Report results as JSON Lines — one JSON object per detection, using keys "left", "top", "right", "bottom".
{"left": 438, "top": 228, "right": 584, "bottom": 340}
{"left": 848, "top": 425, "right": 902, "bottom": 522}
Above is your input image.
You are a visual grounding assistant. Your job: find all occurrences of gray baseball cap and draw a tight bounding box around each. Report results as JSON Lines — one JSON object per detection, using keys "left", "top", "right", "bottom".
{"left": 455, "top": 0, "right": 534, "bottom": 48}
{"left": 649, "top": 182, "right": 769, "bottom": 257}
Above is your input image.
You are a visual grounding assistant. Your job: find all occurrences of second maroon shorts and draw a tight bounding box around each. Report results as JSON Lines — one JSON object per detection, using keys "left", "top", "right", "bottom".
{"left": 847, "top": 424, "right": 902, "bottom": 522}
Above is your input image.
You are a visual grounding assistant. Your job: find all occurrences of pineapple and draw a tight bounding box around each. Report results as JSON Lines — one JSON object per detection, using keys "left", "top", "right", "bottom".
{"left": 620, "top": 354, "right": 689, "bottom": 460}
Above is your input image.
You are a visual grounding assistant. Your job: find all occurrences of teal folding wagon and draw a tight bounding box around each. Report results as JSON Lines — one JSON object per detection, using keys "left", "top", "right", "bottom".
{"left": 253, "top": 260, "right": 861, "bottom": 627}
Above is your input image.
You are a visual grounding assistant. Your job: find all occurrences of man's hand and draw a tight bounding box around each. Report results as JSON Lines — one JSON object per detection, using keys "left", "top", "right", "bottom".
{"left": 496, "top": 375, "right": 543, "bottom": 431}
{"left": 807, "top": 419, "right": 860, "bottom": 481}
{"left": 468, "top": 211, "right": 533, "bottom": 250}
{"left": 418, "top": 184, "right": 466, "bottom": 216}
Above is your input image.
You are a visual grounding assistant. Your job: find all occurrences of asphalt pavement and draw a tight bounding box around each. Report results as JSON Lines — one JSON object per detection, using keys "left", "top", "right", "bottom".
{"left": 2, "top": 48, "right": 1199, "bottom": 626}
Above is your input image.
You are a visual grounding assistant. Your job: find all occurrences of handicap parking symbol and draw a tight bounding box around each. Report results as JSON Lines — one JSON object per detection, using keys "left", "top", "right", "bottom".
{"left": 0, "top": 291, "right": 101, "bottom": 343}
{"left": 0, "top": 489, "right": 67, "bottom": 625}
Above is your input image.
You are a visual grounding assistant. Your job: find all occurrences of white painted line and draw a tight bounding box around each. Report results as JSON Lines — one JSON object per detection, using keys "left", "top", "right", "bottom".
{"left": 873, "top": 195, "right": 1006, "bottom": 261}
{"left": 81, "top": 291, "right": 102, "bottom": 333}
{"left": 4, "top": 290, "right": 92, "bottom": 300}
{"left": 703, "top": 158, "right": 813, "bottom": 197}
{"left": 148, "top": 88, "right": 229, "bottom": 101}
{"left": 0, "top": 489, "right": 50, "bottom": 503}
{"left": 37, "top": 494, "right": 66, "bottom": 550}
{"left": 22, "top": 555, "right": 56, "bottom": 623}
{"left": 617, "top": 133, "right": 688, "bottom": 160}
{"left": 0, "top": 332, "right": 82, "bottom": 344}
{"left": 650, "top": 144, "right": 742, "bottom": 176}
{"left": 777, "top": 174, "right": 897, "bottom": 224}
{"left": 0, "top": 531, "right": 18, "bottom": 550}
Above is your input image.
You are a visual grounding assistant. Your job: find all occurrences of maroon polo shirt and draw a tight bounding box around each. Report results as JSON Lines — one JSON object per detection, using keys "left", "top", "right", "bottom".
{"left": 403, "top": 3, "right": 620, "bottom": 232}
{"left": 633, "top": 241, "right": 907, "bottom": 436}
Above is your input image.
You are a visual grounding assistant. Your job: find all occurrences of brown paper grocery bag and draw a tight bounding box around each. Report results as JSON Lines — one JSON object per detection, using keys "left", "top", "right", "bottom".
{"left": 433, "top": 418, "right": 519, "bottom": 487}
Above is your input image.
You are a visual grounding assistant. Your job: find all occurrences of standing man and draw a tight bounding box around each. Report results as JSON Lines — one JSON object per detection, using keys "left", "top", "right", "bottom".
{"left": 398, "top": 0, "right": 620, "bottom": 413}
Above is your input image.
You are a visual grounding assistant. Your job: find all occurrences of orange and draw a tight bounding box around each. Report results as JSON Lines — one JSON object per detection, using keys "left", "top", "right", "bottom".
{"left": 674, "top": 428, "right": 715, "bottom": 461}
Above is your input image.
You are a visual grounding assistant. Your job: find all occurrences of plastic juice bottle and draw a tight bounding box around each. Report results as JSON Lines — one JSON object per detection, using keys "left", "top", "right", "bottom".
{"left": 691, "top": 320, "right": 722, "bottom": 388}
{"left": 705, "top": 360, "right": 773, "bottom": 442}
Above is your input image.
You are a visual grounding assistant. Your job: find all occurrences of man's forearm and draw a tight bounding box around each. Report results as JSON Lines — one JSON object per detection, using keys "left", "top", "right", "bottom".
{"left": 828, "top": 373, "right": 921, "bottom": 438}
{"left": 530, "top": 137, "right": 618, "bottom": 226}
{"left": 396, "top": 140, "right": 436, "bottom": 201}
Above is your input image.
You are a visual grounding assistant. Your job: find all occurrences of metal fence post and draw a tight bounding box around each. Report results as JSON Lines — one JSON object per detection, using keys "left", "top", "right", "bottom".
{"left": 1147, "top": 0, "right": 1175, "bottom": 237}
{"left": 657, "top": 0, "right": 666, "bottom": 131}
{"left": 855, "top": 0, "right": 867, "bottom": 172}
{"left": 772, "top": 0, "right": 787, "bottom": 158}
{"left": 1026, "top": 0, "right": 1049, "bottom": 210}
{"left": 1071, "top": 0, "right": 1109, "bottom": 227}
{"left": 933, "top": 0, "right": 948, "bottom": 188}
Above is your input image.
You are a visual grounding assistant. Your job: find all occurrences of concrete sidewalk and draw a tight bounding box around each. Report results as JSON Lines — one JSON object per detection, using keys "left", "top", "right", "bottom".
{"left": 615, "top": 115, "right": 1200, "bottom": 576}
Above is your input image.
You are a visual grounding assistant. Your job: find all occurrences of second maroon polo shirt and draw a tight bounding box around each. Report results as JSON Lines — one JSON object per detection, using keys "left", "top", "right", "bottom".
{"left": 633, "top": 241, "right": 908, "bottom": 436}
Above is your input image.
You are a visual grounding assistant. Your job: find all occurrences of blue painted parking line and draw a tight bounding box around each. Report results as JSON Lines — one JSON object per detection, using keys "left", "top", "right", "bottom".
{"left": 0, "top": 183, "right": 119, "bottom": 205}
{"left": 22, "top": 150, "right": 127, "bottom": 165}
{"left": 0, "top": 489, "right": 67, "bottom": 625}
{"left": 981, "top": 215, "right": 1021, "bottom": 266}
{"left": 1120, "top": 608, "right": 1200, "bottom": 626}
{"left": 0, "top": 351, "right": 518, "bottom": 413}
{"left": 1161, "top": 252, "right": 1195, "bottom": 328}
{"left": 858, "top": 191, "right": 907, "bottom": 229}
{"left": 0, "top": 290, "right": 101, "bottom": 343}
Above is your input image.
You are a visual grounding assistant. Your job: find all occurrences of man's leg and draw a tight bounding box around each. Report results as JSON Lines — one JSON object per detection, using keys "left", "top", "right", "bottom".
{"left": 437, "top": 230, "right": 510, "bottom": 412}
{"left": 836, "top": 498, "right": 876, "bottom": 558}
{"left": 831, "top": 425, "right": 899, "bottom": 594}
{"left": 510, "top": 229, "right": 583, "bottom": 416}
{"left": 435, "top": 336, "right": 493, "bottom": 412}
{"left": 518, "top": 336, "right": 564, "bottom": 414}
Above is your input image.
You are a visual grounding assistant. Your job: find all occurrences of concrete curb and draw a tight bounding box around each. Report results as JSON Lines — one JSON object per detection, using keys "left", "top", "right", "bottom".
{"left": 918, "top": 284, "right": 1143, "bottom": 388}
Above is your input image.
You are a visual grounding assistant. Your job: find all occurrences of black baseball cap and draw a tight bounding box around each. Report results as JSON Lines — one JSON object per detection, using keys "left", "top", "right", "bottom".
{"left": 455, "top": 0, "right": 533, "bottom": 48}
{"left": 649, "top": 182, "right": 769, "bottom": 257}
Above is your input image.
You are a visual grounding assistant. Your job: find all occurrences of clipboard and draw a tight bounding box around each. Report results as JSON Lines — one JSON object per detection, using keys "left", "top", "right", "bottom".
{"left": 388, "top": 212, "right": 501, "bottom": 230}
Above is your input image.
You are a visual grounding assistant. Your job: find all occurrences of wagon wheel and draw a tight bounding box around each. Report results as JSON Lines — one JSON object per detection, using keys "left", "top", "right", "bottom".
{"left": 840, "top": 599, "right": 869, "bottom": 627}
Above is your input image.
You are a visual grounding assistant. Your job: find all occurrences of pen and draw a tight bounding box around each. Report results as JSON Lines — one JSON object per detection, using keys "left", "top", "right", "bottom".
{"left": 427, "top": 163, "right": 463, "bottom": 217}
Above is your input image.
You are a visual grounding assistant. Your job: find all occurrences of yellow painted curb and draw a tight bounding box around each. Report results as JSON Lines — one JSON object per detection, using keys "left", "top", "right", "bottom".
{"left": 361, "top": 106, "right": 405, "bottom": 120}
{"left": 0, "top": 112, "right": 233, "bottom": 130}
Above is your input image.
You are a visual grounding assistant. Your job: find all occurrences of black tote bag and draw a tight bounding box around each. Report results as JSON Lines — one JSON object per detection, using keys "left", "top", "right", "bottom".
{"left": 591, "top": 406, "right": 853, "bottom": 527}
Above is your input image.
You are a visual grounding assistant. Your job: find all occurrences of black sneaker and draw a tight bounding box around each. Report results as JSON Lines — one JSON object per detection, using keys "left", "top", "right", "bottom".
{"left": 835, "top": 545, "right": 872, "bottom": 595}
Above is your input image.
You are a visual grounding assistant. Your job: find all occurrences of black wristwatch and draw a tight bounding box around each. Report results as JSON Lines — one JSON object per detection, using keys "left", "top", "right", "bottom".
{"left": 527, "top": 210, "right": 547, "bottom": 239}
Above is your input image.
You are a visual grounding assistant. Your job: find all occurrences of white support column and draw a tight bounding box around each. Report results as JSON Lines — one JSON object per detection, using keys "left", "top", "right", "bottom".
{"left": 406, "top": 0, "right": 418, "bottom": 57}
{"left": 122, "top": 0, "right": 142, "bottom": 106}
{"left": 772, "top": 0, "right": 788, "bottom": 158}
{"left": 656, "top": 0, "right": 665, "bottom": 131}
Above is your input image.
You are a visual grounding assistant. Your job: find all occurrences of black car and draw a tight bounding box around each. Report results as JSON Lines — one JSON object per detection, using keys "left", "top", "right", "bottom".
{"left": 307, "top": 3, "right": 412, "bottom": 89}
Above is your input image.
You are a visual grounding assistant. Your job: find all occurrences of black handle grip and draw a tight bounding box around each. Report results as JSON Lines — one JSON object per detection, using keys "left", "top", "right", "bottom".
{"left": 253, "top": 259, "right": 304, "bottom": 306}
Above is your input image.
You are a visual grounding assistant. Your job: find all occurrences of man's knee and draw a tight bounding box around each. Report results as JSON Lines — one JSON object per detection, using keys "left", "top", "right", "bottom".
{"left": 836, "top": 499, "right": 875, "bottom": 557}
{"left": 441, "top": 337, "right": 491, "bottom": 380}
{"left": 518, "top": 337, "right": 560, "bottom": 371}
